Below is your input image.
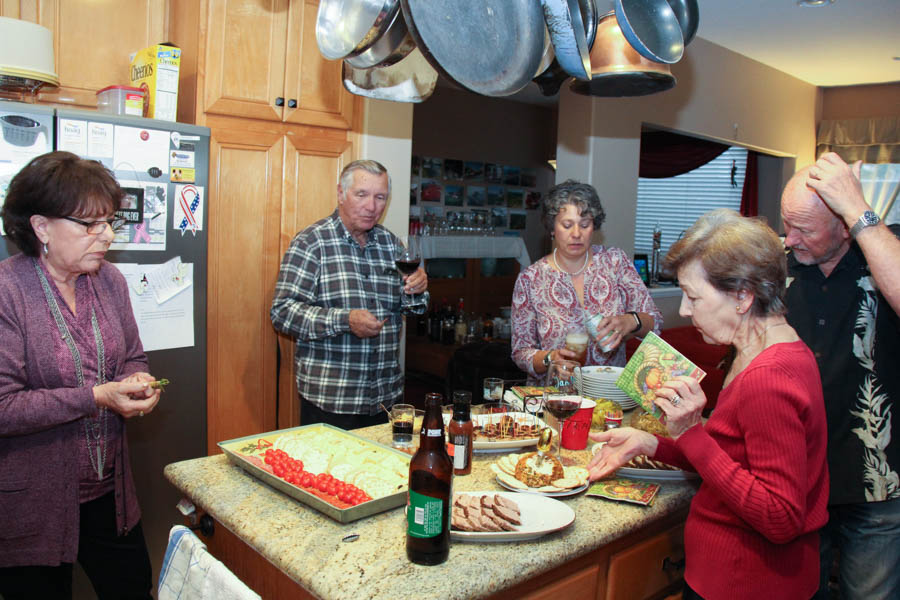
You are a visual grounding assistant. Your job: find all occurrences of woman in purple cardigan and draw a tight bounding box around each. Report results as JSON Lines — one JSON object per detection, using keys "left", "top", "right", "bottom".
{"left": 0, "top": 152, "right": 162, "bottom": 599}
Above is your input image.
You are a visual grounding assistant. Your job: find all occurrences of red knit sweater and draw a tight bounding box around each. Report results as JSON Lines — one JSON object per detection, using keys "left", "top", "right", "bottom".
{"left": 654, "top": 341, "right": 829, "bottom": 600}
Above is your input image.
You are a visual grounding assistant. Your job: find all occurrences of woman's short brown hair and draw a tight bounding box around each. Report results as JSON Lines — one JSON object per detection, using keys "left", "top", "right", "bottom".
{"left": 1, "top": 151, "right": 124, "bottom": 257}
{"left": 541, "top": 179, "right": 606, "bottom": 235}
{"left": 663, "top": 208, "right": 787, "bottom": 317}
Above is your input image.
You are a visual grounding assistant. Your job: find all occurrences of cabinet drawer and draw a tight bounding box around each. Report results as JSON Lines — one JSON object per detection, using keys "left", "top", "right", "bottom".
{"left": 606, "top": 525, "right": 685, "bottom": 600}
{"left": 519, "top": 565, "right": 599, "bottom": 600}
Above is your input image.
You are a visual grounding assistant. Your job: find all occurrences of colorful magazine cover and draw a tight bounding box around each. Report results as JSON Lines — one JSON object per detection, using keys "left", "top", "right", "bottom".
{"left": 615, "top": 331, "right": 706, "bottom": 422}
{"left": 586, "top": 478, "right": 660, "bottom": 506}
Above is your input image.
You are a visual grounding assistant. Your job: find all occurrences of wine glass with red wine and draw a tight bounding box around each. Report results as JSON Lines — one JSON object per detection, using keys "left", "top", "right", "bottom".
{"left": 395, "top": 235, "right": 422, "bottom": 305}
{"left": 543, "top": 359, "right": 582, "bottom": 459}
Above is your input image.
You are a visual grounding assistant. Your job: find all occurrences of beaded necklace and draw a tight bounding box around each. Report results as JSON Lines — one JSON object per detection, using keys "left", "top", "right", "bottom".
{"left": 34, "top": 259, "right": 108, "bottom": 480}
{"left": 553, "top": 248, "right": 590, "bottom": 277}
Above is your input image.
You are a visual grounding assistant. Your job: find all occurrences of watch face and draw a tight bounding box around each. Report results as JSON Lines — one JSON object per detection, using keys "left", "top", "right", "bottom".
{"left": 863, "top": 211, "right": 880, "bottom": 226}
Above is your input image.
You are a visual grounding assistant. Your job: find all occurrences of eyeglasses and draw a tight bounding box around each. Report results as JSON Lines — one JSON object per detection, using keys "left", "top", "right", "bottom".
{"left": 62, "top": 215, "right": 127, "bottom": 234}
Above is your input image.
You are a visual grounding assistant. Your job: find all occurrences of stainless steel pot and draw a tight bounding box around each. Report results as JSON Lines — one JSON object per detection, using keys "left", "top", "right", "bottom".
{"left": 316, "top": 0, "right": 401, "bottom": 61}
{"left": 344, "top": 5, "right": 415, "bottom": 69}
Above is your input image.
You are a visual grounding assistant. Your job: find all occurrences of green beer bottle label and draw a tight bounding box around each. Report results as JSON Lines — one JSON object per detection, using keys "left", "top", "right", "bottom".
{"left": 407, "top": 489, "right": 445, "bottom": 538}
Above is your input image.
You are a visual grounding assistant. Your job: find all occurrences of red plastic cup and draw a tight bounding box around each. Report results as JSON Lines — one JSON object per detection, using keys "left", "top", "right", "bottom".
{"left": 561, "top": 398, "right": 596, "bottom": 450}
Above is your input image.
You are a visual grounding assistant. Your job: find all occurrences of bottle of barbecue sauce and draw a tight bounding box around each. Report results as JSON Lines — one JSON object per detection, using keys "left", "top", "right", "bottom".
{"left": 448, "top": 390, "right": 473, "bottom": 476}
{"left": 407, "top": 392, "right": 452, "bottom": 565}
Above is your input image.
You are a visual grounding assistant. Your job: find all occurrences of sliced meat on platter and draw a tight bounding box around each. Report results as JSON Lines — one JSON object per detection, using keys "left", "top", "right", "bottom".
{"left": 452, "top": 493, "right": 521, "bottom": 532}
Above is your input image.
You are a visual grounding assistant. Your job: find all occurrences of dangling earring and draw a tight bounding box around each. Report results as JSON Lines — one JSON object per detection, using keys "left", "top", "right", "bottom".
{"left": 42, "top": 241, "right": 48, "bottom": 255}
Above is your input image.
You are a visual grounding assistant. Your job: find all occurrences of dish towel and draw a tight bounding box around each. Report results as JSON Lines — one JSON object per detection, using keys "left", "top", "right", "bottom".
{"left": 158, "top": 525, "right": 261, "bottom": 600}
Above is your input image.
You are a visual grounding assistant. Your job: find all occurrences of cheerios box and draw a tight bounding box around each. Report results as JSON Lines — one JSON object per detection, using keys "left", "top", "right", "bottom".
{"left": 129, "top": 43, "right": 180, "bottom": 121}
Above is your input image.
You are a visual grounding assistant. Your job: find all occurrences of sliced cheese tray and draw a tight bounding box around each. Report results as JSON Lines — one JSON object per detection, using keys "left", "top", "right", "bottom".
{"left": 218, "top": 424, "right": 410, "bottom": 523}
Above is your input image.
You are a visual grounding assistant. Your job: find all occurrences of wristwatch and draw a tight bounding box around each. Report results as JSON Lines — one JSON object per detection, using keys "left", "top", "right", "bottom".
{"left": 543, "top": 351, "right": 553, "bottom": 368}
{"left": 849, "top": 210, "right": 880, "bottom": 238}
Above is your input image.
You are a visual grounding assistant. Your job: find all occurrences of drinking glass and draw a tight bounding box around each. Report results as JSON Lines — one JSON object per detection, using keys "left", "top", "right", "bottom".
{"left": 543, "top": 360, "right": 582, "bottom": 459}
{"left": 391, "top": 403, "right": 416, "bottom": 449}
{"left": 565, "top": 331, "right": 589, "bottom": 366}
{"left": 395, "top": 235, "right": 421, "bottom": 307}
{"left": 483, "top": 377, "right": 504, "bottom": 404}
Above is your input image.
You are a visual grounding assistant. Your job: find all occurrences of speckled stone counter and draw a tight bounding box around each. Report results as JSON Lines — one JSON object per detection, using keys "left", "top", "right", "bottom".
{"left": 164, "top": 425, "right": 697, "bottom": 600}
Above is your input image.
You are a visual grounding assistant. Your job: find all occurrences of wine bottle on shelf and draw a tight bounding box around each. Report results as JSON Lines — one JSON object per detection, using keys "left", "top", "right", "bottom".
{"left": 406, "top": 392, "right": 453, "bottom": 565}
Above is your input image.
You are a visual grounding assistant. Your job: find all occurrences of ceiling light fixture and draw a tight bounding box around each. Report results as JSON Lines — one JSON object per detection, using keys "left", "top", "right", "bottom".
{"left": 796, "top": 0, "right": 835, "bottom": 7}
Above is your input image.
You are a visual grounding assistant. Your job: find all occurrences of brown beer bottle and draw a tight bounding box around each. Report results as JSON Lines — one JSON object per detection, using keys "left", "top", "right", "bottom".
{"left": 448, "top": 390, "right": 474, "bottom": 476}
{"left": 406, "top": 392, "right": 453, "bottom": 565}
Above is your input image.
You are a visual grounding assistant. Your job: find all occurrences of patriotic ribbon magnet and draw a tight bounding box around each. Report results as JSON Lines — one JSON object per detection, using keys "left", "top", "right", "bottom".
{"left": 177, "top": 184, "right": 201, "bottom": 235}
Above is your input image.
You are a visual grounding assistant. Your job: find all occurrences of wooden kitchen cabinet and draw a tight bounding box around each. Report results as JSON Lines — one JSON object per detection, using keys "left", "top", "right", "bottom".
{"left": 1, "top": 0, "right": 168, "bottom": 109}
{"left": 166, "top": 0, "right": 359, "bottom": 451}
{"left": 200, "top": 0, "right": 353, "bottom": 129}
{"left": 203, "top": 115, "right": 352, "bottom": 453}
{"left": 606, "top": 525, "right": 685, "bottom": 600}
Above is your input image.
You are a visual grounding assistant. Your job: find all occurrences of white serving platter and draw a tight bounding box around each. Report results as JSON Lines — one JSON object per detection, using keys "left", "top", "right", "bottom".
{"left": 451, "top": 491, "right": 576, "bottom": 542}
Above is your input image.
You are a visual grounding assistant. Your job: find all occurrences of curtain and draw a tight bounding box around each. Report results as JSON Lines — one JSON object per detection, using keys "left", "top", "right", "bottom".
{"left": 639, "top": 130, "right": 730, "bottom": 178}
{"left": 860, "top": 163, "right": 900, "bottom": 223}
{"left": 740, "top": 150, "right": 759, "bottom": 217}
{"left": 817, "top": 117, "right": 900, "bottom": 163}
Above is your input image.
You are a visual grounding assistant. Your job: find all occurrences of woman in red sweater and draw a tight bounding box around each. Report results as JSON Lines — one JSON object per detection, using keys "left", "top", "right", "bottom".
{"left": 588, "top": 209, "right": 829, "bottom": 600}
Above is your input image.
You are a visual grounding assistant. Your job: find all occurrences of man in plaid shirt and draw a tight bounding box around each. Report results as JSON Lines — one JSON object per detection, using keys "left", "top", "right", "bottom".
{"left": 271, "top": 160, "right": 429, "bottom": 429}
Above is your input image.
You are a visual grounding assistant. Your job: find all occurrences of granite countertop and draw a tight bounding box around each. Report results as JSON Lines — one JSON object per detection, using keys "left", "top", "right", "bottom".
{"left": 164, "top": 425, "right": 697, "bottom": 600}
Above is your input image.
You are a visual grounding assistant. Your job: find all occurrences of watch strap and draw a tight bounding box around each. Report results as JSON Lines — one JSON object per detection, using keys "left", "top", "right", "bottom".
{"left": 627, "top": 311, "right": 642, "bottom": 334}
{"left": 849, "top": 210, "right": 880, "bottom": 238}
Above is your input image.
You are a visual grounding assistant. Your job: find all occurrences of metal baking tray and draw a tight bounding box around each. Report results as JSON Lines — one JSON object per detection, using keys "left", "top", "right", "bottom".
{"left": 218, "top": 423, "right": 409, "bottom": 523}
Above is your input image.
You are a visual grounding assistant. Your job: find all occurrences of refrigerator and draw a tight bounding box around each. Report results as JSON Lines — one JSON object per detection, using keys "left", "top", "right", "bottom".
{"left": 0, "top": 100, "right": 209, "bottom": 579}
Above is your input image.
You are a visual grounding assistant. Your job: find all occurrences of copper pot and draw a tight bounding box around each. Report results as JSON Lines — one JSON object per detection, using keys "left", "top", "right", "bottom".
{"left": 570, "top": 11, "right": 675, "bottom": 97}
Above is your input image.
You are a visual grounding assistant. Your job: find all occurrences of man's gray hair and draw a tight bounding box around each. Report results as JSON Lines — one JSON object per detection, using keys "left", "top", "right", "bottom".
{"left": 339, "top": 160, "right": 391, "bottom": 197}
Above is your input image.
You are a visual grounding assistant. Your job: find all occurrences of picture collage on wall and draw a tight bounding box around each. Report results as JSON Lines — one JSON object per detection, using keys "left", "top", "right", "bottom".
{"left": 410, "top": 156, "right": 543, "bottom": 232}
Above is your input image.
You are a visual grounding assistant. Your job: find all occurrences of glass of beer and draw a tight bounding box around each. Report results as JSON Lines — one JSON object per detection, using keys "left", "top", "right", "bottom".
{"left": 565, "top": 331, "right": 589, "bottom": 366}
{"left": 391, "top": 403, "right": 416, "bottom": 449}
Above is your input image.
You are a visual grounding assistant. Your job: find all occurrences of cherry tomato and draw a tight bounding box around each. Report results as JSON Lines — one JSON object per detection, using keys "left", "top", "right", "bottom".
{"left": 316, "top": 479, "right": 329, "bottom": 493}
{"left": 326, "top": 482, "right": 338, "bottom": 497}
{"left": 300, "top": 473, "right": 314, "bottom": 487}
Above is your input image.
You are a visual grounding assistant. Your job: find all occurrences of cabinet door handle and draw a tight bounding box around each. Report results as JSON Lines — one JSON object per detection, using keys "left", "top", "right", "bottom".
{"left": 287, "top": 98, "right": 297, "bottom": 108}
{"left": 275, "top": 97, "right": 285, "bottom": 106}
{"left": 661, "top": 556, "right": 685, "bottom": 572}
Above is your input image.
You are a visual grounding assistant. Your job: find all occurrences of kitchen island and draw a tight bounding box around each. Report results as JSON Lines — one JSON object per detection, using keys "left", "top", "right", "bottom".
{"left": 164, "top": 424, "right": 697, "bottom": 600}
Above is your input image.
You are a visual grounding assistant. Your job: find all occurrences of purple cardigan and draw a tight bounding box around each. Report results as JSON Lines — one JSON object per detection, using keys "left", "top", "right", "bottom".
{"left": 0, "top": 254, "right": 146, "bottom": 567}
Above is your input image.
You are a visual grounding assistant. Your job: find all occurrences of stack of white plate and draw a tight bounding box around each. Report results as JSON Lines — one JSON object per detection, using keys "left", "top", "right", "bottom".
{"left": 577, "top": 366, "right": 637, "bottom": 410}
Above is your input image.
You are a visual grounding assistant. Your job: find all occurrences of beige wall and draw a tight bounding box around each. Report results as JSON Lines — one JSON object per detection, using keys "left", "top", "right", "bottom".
{"left": 557, "top": 37, "right": 821, "bottom": 256}
{"left": 355, "top": 98, "right": 415, "bottom": 240}
{"left": 820, "top": 82, "right": 900, "bottom": 120}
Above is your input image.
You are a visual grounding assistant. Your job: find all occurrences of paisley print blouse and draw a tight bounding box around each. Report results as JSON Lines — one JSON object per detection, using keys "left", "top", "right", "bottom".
{"left": 511, "top": 245, "right": 662, "bottom": 382}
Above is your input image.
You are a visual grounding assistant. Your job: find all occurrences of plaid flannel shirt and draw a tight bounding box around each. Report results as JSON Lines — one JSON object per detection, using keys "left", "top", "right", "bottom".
{"left": 271, "top": 210, "right": 429, "bottom": 415}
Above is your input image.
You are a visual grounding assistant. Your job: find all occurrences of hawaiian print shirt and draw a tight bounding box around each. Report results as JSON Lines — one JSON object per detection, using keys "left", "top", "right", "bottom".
{"left": 786, "top": 225, "right": 900, "bottom": 505}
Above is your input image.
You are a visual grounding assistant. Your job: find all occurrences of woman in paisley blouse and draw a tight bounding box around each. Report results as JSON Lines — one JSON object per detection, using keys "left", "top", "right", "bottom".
{"left": 511, "top": 180, "right": 662, "bottom": 382}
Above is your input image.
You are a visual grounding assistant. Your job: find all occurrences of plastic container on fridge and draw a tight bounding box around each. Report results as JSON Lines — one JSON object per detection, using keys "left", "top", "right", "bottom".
{"left": 96, "top": 85, "right": 145, "bottom": 116}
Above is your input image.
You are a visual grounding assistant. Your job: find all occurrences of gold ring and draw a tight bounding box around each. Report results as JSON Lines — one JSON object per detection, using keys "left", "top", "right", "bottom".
{"left": 139, "top": 411, "right": 144, "bottom": 417}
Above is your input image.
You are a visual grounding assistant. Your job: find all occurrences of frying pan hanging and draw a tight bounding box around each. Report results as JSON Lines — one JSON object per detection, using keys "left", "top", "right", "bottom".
{"left": 400, "top": 0, "right": 545, "bottom": 97}
{"left": 533, "top": 0, "right": 598, "bottom": 96}
{"left": 614, "top": 0, "right": 683, "bottom": 64}
{"left": 541, "top": 0, "right": 592, "bottom": 80}
{"left": 345, "top": 7, "right": 416, "bottom": 69}
{"left": 316, "top": 0, "right": 401, "bottom": 61}
{"left": 666, "top": 0, "right": 699, "bottom": 47}
{"left": 342, "top": 48, "right": 438, "bottom": 103}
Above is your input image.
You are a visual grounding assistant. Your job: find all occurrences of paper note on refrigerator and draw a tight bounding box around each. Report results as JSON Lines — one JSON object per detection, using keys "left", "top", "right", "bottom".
{"left": 146, "top": 257, "right": 192, "bottom": 304}
{"left": 112, "top": 262, "right": 195, "bottom": 352}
